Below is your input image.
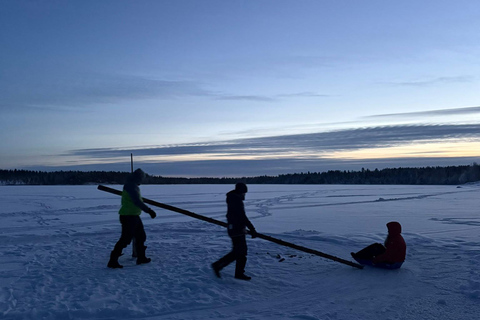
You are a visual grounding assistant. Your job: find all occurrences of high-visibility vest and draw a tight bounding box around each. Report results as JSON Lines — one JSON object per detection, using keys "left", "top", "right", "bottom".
{"left": 118, "top": 190, "right": 142, "bottom": 216}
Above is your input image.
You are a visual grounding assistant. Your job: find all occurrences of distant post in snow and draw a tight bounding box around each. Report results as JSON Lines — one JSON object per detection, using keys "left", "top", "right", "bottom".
{"left": 130, "top": 153, "right": 134, "bottom": 173}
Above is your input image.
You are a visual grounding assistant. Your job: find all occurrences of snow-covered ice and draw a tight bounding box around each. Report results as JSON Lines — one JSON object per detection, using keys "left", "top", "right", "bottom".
{"left": 1, "top": 183, "right": 479, "bottom": 319}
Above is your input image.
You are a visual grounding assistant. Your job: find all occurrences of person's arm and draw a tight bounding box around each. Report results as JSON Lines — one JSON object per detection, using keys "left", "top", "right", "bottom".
{"left": 125, "top": 183, "right": 156, "bottom": 218}
{"left": 373, "top": 236, "right": 405, "bottom": 263}
{"left": 238, "top": 203, "right": 256, "bottom": 237}
{"left": 372, "top": 249, "right": 392, "bottom": 263}
{"left": 247, "top": 221, "right": 257, "bottom": 238}
{"left": 227, "top": 195, "right": 256, "bottom": 236}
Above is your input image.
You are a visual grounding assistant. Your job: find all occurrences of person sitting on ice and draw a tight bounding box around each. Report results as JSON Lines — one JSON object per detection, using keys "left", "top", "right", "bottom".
{"left": 351, "top": 221, "right": 406, "bottom": 269}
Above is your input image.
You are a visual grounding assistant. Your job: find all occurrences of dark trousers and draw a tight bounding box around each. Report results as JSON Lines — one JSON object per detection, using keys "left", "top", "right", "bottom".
{"left": 112, "top": 215, "right": 147, "bottom": 259}
{"left": 213, "top": 235, "right": 248, "bottom": 276}
{"left": 354, "top": 243, "right": 386, "bottom": 260}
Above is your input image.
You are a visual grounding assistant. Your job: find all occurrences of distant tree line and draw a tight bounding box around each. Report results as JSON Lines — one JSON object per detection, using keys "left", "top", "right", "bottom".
{"left": 1, "top": 164, "right": 479, "bottom": 186}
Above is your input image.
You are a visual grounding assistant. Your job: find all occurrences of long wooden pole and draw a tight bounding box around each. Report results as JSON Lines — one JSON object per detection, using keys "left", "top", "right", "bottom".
{"left": 98, "top": 185, "right": 363, "bottom": 269}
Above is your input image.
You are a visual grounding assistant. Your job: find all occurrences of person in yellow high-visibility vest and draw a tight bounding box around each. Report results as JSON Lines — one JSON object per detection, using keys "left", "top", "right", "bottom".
{"left": 107, "top": 168, "right": 156, "bottom": 268}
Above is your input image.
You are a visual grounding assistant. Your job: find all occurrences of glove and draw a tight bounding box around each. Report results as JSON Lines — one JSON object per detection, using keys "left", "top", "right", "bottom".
{"left": 250, "top": 229, "right": 258, "bottom": 238}
{"left": 147, "top": 208, "right": 156, "bottom": 219}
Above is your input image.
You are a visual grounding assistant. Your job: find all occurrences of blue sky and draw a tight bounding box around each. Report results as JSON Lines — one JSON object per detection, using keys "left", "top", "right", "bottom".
{"left": 1, "top": 1, "right": 480, "bottom": 177}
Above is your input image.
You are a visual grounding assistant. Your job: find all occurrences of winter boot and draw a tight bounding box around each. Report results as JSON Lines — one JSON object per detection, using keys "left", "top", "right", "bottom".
{"left": 234, "top": 273, "right": 252, "bottom": 281}
{"left": 235, "top": 256, "right": 247, "bottom": 277}
{"left": 211, "top": 262, "right": 222, "bottom": 278}
{"left": 107, "top": 251, "right": 123, "bottom": 269}
{"left": 136, "top": 257, "right": 151, "bottom": 265}
{"left": 136, "top": 245, "right": 151, "bottom": 265}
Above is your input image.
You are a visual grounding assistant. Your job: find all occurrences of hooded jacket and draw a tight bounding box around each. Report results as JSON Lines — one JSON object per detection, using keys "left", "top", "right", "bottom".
{"left": 118, "top": 169, "right": 150, "bottom": 216}
{"left": 373, "top": 221, "right": 406, "bottom": 264}
{"left": 226, "top": 190, "right": 254, "bottom": 237}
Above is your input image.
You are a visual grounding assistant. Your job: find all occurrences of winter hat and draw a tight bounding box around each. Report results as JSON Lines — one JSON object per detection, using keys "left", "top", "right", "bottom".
{"left": 235, "top": 182, "right": 248, "bottom": 193}
{"left": 386, "top": 221, "right": 402, "bottom": 234}
{"left": 132, "top": 168, "right": 146, "bottom": 183}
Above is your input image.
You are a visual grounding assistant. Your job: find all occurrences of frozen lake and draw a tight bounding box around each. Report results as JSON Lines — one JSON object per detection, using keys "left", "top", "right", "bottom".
{"left": 1, "top": 184, "right": 479, "bottom": 319}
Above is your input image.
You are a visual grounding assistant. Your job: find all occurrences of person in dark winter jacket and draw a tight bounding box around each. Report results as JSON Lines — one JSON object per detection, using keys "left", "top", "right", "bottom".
{"left": 212, "top": 183, "right": 258, "bottom": 280}
{"left": 107, "top": 168, "right": 156, "bottom": 268}
{"left": 351, "top": 221, "right": 406, "bottom": 269}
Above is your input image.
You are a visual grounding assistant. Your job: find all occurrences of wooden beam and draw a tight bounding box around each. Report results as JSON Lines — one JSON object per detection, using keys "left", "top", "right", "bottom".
{"left": 98, "top": 185, "right": 363, "bottom": 269}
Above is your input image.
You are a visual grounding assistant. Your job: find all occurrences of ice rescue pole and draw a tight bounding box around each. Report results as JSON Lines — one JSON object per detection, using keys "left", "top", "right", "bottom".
{"left": 98, "top": 185, "right": 363, "bottom": 269}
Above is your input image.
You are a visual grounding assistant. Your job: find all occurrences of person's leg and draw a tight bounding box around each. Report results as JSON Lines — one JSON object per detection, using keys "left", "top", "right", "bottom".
{"left": 233, "top": 236, "right": 250, "bottom": 280}
{"left": 132, "top": 237, "right": 137, "bottom": 258}
{"left": 353, "top": 243, "right": 386, "bottom": 260}
{"left": 212, "top": 250, "right": 236, "bottom": 278}
{"left": 133, "top": 217, "right": 150, "bottom": 265}
{"left": 213, "top": 250, "right": 236, "bottom": 269}
{"left": 212, "top": 236, "right": 239, "bottom": 278}
{"left": 108, "top": 216, "right": 136, "bottom": 268}
{"left": 212, "top": 235, "right": 246, "bottom": 278}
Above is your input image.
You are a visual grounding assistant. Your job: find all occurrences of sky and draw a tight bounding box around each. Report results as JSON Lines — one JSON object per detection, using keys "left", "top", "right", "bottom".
{"left": 1, "top": 0, "right": 480, "bottom": 177}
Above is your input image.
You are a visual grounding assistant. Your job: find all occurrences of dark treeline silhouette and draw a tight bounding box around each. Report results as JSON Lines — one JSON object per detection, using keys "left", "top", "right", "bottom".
{"left": 1, "top": 163, "right": 480, "bottom": 185}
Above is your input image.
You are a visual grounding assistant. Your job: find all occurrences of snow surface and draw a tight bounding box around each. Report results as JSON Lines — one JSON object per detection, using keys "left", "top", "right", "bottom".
{"left": 1, "top": 183, "right": 479, "bottom": 319}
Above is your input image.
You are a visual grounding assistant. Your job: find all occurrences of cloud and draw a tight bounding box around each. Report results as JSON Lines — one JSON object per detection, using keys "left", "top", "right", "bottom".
{"left": 68, "top": 143, "right": 239, "bottom": 158}
{"left": 22, "top": 123, "right": 480, "bottom": 177}
{"left": 68, "top": 123, "right": 480, "bottom": 159}
{"left": 389, "top": 76, "right": 474, "bottom": 87}
{"left": 0, "top": 72, "right": 213, "bottom": 111}
{"left": 26, "top": 156, "right": 480, "bottom": 178}
{"left": 276, "top": 92, "right": 331, "bottom": 98}
{"left": 0, "top": 68, "right": 330, "bottom": 110}
{"left": 215, "top": 91, "right": 330, "bottom": 102}
{"left": 215, "top": 95, "right": 276, "bottom": 102}
{"left": 365, "top": 106, "right": 480, "bottom": 119}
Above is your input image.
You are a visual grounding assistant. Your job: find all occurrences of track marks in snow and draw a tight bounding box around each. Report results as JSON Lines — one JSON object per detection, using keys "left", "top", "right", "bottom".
{"left": 430, "top": 217, "right": 480, "bottom": 227}
{"left": 242, "top": 188, "right": 474, "bottom": 228}
{"left": 2, "top": 185, "right": 479, "bottom": 319}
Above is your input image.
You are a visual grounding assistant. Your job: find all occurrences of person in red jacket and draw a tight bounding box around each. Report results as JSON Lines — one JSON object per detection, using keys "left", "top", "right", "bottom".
{"left": 351, "top": 221, "right": 406, "bottom": 269}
